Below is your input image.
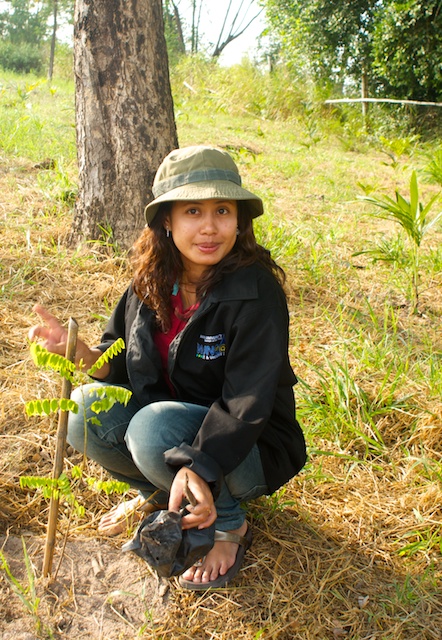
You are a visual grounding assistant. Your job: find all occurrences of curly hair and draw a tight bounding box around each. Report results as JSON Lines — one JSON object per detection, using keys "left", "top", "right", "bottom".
{"left": 131, "top": 202, "right": 286, "bottom": 332}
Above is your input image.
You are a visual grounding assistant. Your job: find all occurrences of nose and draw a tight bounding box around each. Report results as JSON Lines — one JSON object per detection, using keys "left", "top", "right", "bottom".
{"left": 200, "top": 211, "right": 217, "bottom": 234}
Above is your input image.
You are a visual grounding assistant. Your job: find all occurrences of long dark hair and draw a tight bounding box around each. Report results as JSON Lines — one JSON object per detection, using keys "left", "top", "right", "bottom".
{"left": 131, "top": 202, "right": 286, "bottom": 331}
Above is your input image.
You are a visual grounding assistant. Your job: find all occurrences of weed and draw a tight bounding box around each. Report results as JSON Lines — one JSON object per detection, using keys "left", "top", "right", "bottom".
{"left": 264, "top": 487, "right": 297, "bottom": 513}
{"left": 356, "top": 171, "right": 442, "bottom": 313}
{"left": 422, "top": 146, "right": 442, "bottom": 186}
{"left": 0, "top": 538, "right": 53, "bottom": 637}
{"left": 397, "top": 527, "right": 442, "bottom": 558}
{"left": 355, "top": 234, "right": 409, "bottom": 269}
{"left": 377, "top": 134, "right": 419, "bottom": 168}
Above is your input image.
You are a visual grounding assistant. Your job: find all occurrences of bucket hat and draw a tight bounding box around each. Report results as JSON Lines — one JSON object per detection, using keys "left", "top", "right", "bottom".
{"left": 144, "top": 145, "right": 263, "bottom": 225}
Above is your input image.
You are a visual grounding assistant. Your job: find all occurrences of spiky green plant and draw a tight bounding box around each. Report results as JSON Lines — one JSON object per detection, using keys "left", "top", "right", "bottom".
{"left": 357, "top": 171, "right": 442, "bottom": 313}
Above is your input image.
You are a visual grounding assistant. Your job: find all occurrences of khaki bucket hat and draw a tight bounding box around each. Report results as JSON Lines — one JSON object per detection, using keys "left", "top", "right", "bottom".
{"left": 144, "top": 145, "right": 263, "bottom": 225}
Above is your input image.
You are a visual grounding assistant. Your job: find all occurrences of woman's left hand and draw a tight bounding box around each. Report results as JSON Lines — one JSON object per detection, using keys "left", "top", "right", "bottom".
{"left": 168, "top": 467, "right": 217, "bottom": 530}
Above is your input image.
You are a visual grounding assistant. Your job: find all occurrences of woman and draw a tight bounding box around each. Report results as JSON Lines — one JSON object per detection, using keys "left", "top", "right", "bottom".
{"left": 29, "top": 145, "right": 307, "bottom": 590}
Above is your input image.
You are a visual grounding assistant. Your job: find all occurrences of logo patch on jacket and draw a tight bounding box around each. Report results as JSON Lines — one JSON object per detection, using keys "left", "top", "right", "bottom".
{"left": 196, "top": 333, "right": 226, "bottom": 360}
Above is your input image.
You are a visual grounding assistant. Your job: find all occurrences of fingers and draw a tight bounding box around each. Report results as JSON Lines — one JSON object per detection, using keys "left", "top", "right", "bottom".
{"left": 32, "top": 304, "right": 63, "bottom": 329}
{"left": 28, "top": 304, "right": 68, "bottom": 355}
{"left": 168, "top": 467, "right": 217, "bottom": 530}
{"left": 181, "top": 503, "right": 217, "bottom": 530}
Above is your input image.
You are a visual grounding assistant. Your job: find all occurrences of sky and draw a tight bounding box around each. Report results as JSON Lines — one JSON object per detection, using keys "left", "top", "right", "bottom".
{"left": 177, "top": 1, "right": 267, "bottom": 65}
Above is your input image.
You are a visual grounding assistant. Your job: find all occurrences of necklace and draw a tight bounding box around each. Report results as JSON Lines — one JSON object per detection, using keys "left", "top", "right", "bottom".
{"left": 172, "top": 280, "right": 199, "bottom": 321}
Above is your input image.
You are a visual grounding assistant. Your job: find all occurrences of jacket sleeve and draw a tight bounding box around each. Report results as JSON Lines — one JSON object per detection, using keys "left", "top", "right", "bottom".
{"left": 165, "top": 278, "right": 295, "bottom": 495}
{"left": 92, "top": 287, "right": 130, "bottom": 384}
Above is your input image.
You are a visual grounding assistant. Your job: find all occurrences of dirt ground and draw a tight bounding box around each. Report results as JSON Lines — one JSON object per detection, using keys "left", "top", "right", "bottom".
{"left": 0, "top": 532, "right": 170, "bottom": 639}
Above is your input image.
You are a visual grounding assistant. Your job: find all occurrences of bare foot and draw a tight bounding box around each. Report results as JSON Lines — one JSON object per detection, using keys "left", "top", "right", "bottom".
{"left": 98, "top": 495, "right": 163, "bottom": 536}
{"left": 180, "top": 520, "right": 248, "bottom": 585}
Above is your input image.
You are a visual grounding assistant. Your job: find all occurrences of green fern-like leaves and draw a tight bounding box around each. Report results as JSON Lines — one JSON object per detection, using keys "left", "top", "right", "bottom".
{"left": 30, "top": 342, "right": 76, "bottom": 382}
{"left": 87, "top": 338, "right": 125, "bottom": 376}
{"left": 20, "top": 473, "right": 85, "bottom": 516}
{"left": 86, "top": 477, "right": 131, "bottom": 495}
{"left": 88, "top": 384, "right": 132, "bottom": 414}
{"left": 25, "top": 397, "right": 79, "bottom": 417}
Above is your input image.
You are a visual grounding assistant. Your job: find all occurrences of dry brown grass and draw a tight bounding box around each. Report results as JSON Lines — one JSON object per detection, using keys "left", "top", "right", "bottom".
{"left": 1, "top": 101, "right": 442, "bottom": 639}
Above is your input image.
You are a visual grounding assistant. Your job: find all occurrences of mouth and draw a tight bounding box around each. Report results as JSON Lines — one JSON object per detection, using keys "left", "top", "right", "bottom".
{"left": 196, "top": 243, "right": 220, "bottom": 254}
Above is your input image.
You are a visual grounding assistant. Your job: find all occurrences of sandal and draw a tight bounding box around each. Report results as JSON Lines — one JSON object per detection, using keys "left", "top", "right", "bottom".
{"left": 98, "top": 494, "right": 167, "bottom": 537}
{"left": 178, "top": 525, "right": 252, "bottom": 591}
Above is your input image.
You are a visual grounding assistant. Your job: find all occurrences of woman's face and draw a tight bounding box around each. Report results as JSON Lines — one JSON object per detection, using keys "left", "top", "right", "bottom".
{"left": 166, "top": 199, "right": 238, "bottom": 278}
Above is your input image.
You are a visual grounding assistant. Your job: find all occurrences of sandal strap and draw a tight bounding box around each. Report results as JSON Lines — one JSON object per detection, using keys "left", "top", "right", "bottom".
{"left": 138, "top": 501, "right": 167, "bottom": 513}
{"left": 214, "top": 527, "right": 251, "bottom": 549}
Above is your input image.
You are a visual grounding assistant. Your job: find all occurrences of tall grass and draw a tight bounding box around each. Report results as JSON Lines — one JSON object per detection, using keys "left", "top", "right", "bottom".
{"left": 0, "top": 73, "right": 75, "bottom": 161}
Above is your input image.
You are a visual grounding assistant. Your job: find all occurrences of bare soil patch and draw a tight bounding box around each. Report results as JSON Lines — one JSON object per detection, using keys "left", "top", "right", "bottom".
{"left": 0, "top": 533, "right": 168, "bottom": 639}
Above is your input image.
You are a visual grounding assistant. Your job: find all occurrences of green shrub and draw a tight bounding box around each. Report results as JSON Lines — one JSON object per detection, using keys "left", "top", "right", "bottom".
{"left": 0, "top": 41, "right": 43, "bottom": 74}
{"left": 170, "top": 55, "right": 314, "bottom": 121}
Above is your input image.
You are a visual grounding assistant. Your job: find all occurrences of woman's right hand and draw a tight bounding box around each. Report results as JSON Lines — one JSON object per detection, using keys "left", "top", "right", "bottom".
{"left": 28, "top": 304, "right": 71, "bottom": 356}
{"left": 28, "top": 304, "right": 108, "bottom": 376}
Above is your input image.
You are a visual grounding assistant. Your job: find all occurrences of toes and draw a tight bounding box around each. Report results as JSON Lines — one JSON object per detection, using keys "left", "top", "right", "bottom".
{"left": 181, "top": 565, "right": 197, "bottom": 581}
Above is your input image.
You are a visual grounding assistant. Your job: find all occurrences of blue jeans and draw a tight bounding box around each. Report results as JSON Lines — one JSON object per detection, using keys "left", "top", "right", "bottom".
{"left": 67, "top": 382, "right": 269, "bottom": 531}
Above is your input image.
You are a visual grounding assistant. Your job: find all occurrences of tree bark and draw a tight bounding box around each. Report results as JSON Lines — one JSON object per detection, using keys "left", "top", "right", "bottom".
{"left": 72, "top": 0, "right": 178, "bottom": 250}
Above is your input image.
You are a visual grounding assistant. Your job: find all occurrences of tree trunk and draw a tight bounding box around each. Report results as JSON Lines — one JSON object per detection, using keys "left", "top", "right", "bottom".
{"left": 361, "top": 67, "right": 369, "bottom": 117}
{"left": 172, "top": 1, "right": 186, "bottom": 54}
{"left": 48, "top": 0, "right": 58, "bottom": 82}
{"left": 72, "top": 0, "right": 178, "bottom": 251}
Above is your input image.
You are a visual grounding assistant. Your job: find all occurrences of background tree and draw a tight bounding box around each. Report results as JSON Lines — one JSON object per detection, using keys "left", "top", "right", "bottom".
{"left": 163, "top": 0, "right": 186, "bottom": 64}
{"left": 211, "top": 0, "right": 263, "bottom": 58}
{"left": 264, "top": 0, "right": 379, "bottom": 91}
{"left": 168, "top": 0, "right": 262, "bottom": 59}
{"left": 0, "top": 0, "right": 74, "bottom": 76}
{"left": 263, "top": 0, "right": 442, "bottom": 101}
{"left": 47, "top": 0, "right": 58, "bottom": 80}
{"left": 190, "top": 0, "right": 203, "bottom": 53}
{"left": 72, "top": 0, "right": 178, "bottom": 251}
{"left": 372, "top": 0, "right": 442, "bottom": 102}
{"left": 0, "top": 0, "right": 51, "bottom": 44}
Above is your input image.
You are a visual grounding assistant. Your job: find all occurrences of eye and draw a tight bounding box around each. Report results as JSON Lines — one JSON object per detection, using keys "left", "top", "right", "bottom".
{"left": 186, "top": 207, "right": 199, "bottom": 215}
{"left": 217, "top": 206, "right": 230, "bottom": 215}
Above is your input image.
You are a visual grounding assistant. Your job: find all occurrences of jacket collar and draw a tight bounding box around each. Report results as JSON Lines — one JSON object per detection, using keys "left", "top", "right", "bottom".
{"left": 205, "top": 264, "right": 260, "bottom": 304}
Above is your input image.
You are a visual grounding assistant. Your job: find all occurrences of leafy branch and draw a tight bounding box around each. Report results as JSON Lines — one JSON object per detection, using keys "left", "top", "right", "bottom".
{"left": 23, "top": 336, "right": 133, "bottom": 576}
{"left": 30, "top": 342, "right": 76, "bottom": 381}
{"left": 87, "top": 337, "right": 125, "bottom": 376}
{"left": 20, "top": 470, "right": 85, "bottom": 517}
{"left": 26, "top": 397, "right": 79, "bottom": 417}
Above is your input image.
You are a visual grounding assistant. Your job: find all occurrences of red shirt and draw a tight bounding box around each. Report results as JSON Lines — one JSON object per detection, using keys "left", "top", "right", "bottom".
{"left": 153, "top": 289, "right": 199, "bottom": 395}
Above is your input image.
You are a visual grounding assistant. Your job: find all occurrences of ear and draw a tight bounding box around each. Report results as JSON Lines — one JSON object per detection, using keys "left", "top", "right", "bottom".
{"left": 163, "top": 215, "right": 171, "bottom": 231}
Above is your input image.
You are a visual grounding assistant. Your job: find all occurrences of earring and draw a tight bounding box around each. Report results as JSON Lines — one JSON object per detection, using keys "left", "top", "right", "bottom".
{"left": 236, "top": 228, "right": 240, "bottom": 236}
{"left": 166, "top": 228, "right": 170, "bottom": 238}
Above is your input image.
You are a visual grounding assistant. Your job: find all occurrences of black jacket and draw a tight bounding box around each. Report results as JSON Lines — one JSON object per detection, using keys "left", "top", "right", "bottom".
{"left": 97, "top": 264, "right": 306, "bottom": 495}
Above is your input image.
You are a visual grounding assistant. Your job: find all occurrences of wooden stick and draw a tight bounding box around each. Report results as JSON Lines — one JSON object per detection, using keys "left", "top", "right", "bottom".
{"left": 184, "top": 471, "right": 198, "bottom": 507}
{"left": 43, "top": 317, "right": 78, "bottom": 577}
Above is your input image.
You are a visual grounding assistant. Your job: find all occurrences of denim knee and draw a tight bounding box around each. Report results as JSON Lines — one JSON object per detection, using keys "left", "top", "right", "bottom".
{"left": 124, "top": 403, "right": 174, "bottom": 490}
{"left": 124, "top": 401, "right": 208, "bottom": 491}
{"left": 66, "top": 384, "right": 91, "bottom": 453}
{"left": 66, "top": 382, "right": 137, "bottom": 455}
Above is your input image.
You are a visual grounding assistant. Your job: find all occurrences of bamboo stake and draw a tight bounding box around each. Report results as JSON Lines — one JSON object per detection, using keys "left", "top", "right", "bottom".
{"left": 43, "top": 317, "right": 78, "bottom": 577}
